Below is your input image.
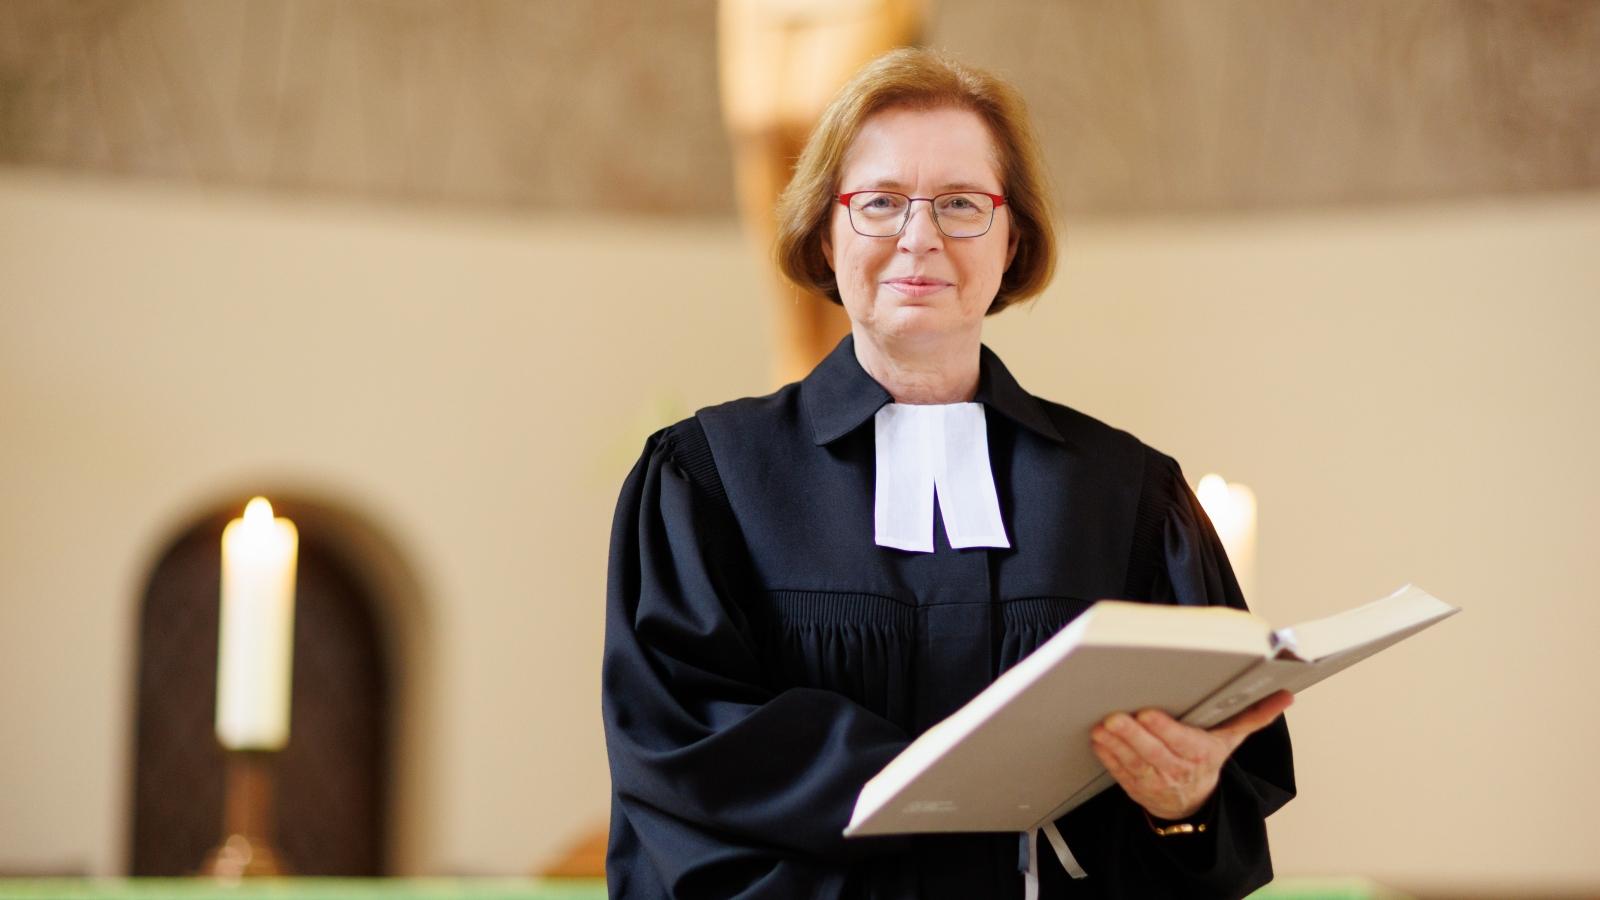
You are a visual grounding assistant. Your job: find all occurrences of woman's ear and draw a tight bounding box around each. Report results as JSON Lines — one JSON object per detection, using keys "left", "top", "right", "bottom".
{"left": 821, "top": 231, "right": 834, "bottom": 270}
{"left": 1005, "top": 226, "right": 1020, "bottom": 269}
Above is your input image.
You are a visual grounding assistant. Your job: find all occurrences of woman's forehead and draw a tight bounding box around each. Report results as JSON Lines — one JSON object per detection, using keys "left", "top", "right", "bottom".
{"left": 839, "top": 106, "right": 1003, "bottom": 190}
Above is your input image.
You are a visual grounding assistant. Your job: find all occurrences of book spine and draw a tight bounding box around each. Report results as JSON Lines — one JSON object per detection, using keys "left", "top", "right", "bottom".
{"left": 1033, "top": 770, "right": 1118, "bottom": 828}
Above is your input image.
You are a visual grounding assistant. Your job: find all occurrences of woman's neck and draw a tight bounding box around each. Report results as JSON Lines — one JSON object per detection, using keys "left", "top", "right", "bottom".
{"left": 851, "top": 327, "right": 981, "bottom": 405}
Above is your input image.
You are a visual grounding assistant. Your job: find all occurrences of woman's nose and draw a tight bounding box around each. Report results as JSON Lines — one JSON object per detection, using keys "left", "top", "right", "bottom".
{"left": 897, "top": 201, "right": 944, "bottom": 253}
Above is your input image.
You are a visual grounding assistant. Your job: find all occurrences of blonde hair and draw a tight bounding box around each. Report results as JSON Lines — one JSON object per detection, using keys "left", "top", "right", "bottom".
{"left": 774, "top": 47, "right": 1057, "bottom": 313}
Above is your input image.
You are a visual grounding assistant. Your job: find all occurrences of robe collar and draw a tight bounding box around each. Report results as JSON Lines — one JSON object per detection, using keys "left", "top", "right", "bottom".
{"left": 800, "top": 334, "right": 1066, "bottom": 447}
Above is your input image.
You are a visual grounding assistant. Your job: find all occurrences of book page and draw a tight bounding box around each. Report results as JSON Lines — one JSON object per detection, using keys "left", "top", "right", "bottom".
{"left": 1275, "top": 584, "right": 1457, "bottom": 662}
{"left": 1183, "top": 585, "right": 1459, "bottom": 728}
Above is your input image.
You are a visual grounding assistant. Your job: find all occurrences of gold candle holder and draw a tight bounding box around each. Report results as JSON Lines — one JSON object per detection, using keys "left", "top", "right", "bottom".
{"left": 200, "top": 749, "right": 292, "bottom": 878}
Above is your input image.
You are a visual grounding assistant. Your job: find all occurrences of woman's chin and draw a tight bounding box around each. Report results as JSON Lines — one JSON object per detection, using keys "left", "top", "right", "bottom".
{"left": 872, "top": 306, "right": 960, "bottom": 341}
{"left": 851, "top": 291, "right": 980, "bottom": 343}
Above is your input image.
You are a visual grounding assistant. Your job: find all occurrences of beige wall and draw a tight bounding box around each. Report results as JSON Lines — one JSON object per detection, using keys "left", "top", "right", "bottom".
{"left": 1, "top": 170, "right": 1595, "bottom": 893}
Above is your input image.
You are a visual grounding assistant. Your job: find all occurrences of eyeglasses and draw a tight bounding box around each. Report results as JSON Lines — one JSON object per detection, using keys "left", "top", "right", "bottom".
{"left": 836, "top": 190, "right": 1007, "bottom": 238}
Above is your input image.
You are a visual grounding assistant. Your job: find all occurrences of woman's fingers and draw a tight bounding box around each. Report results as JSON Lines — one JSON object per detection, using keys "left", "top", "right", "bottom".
{"left": 1133, "top": 709, "right": 1213, "bottom": 762}
{"left": 1090, "top": 725, "right": 1148, "bottom": 776}
{"left": 1091, "top": 734, "right": 1137, "bottom": 784}
{"left": 1096, "top": 713, "right": 1189, "bottom": 780}
{"left": 1091, "top": 693, "right": 1292, "bottom": 815}
{"left": 1090, "top": 696, "right": 1289, "bottom": 822}
{"left": 1093, "top": 716, "right": 1216, "bottom": 821}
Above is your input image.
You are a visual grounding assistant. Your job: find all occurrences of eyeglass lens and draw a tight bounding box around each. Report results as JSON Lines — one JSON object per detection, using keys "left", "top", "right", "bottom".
{"left": 846, "top": 192, "right": 996, "bottom": 238}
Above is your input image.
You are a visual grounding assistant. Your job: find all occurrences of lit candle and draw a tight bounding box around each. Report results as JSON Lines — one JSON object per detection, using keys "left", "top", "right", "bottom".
{"left": 215, "top": 497, "right": 299, "bottom": 750}
{"left": 1195, "top": 474, "right": 1258, "bottom": 603}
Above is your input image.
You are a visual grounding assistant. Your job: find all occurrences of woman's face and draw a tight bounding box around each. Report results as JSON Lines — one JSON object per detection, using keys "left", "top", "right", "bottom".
{"left": 823, "top": 105, "right": 1018, "bottom": 347}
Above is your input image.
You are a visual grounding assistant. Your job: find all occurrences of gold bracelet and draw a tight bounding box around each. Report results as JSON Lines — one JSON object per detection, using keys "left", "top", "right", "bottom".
{"left": 1144, "top": 810, "right": 1208, "bottom": 836}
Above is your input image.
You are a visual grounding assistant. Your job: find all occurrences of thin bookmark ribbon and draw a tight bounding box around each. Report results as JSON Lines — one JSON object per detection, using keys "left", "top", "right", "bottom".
{"left": 1021, "top": 823, "right": 1088, "bottom": 897}
{"left": 1044, "top": 821, "right": 1088, "bottom": 879}
{"left": 874, "top": 403, "right": 1009, "bottom": 552}
{"left": 1023, "top": 828, "right": 1040, "bottom": 900}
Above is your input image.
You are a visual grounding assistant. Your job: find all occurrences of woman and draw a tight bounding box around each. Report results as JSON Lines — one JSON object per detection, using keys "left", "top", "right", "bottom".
{"left": 603, "top": 48, "right": 1295, "bottom": 899}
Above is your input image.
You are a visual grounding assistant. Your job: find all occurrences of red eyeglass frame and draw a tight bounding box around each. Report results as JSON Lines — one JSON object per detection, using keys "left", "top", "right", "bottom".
{"left": 835, "top": 190, "right": 1008, "bottom": 209}
{"left": 835, "top": 190, "right": 1008, "bottom": 238}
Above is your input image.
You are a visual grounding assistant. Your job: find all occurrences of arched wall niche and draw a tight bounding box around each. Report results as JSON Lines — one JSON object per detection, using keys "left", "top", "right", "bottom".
{"left": 121, "top": 485, "right": 436, "bottom": 875}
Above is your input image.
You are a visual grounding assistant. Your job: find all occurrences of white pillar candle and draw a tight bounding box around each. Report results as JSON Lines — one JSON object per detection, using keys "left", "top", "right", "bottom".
{"left": 215, "top": 497, "right": 299, "bottom": 750}
{"left": 1195, "top": 474, "right": 1258, "bottom": 604}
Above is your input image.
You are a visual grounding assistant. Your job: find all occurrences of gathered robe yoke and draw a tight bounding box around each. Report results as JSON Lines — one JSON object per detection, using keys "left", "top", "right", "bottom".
{"left": 602, "top": 336, "right": 1295, "bottom": 899}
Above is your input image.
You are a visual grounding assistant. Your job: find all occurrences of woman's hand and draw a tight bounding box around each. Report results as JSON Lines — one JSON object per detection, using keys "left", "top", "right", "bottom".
{"left": 1089, "top": 690, "right": 1294, "bottom": 822}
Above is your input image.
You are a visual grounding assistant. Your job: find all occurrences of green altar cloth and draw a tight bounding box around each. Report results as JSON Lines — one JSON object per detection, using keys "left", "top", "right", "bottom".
{"left": 0, "top": 880, "right": 604, "bottom": 900}
{"left": 0, "top": 876, "right": 1405, "bottom": 899}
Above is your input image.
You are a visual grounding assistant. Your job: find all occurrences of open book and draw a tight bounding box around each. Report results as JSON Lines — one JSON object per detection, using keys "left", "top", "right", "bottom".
{"left": 844, "top": 584, "right": 1457, "bottom": 837}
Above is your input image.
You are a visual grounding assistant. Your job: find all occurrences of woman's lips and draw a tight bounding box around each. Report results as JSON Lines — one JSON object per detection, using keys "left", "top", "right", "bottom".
{"left": 883, "top": 278, "right": 953, "bottom": 298}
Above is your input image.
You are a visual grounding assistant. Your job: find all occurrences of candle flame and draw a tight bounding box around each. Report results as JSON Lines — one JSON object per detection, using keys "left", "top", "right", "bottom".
{"left": 1196, "top": 473, "right": 1255, "bottom": 536}
{"left": 1196, "top": 474, "right": 1230, "bottom": 512}
{"left": 244, "top": 496, "right": 275, "bottom": 525}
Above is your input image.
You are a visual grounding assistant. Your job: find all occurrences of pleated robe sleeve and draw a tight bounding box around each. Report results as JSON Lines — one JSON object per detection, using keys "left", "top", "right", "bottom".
{"left": 1047, "top": 450, "right": 1297, "bottom": 899}
{"left": 602, "top": 422, "right": 913, "bottom": 898}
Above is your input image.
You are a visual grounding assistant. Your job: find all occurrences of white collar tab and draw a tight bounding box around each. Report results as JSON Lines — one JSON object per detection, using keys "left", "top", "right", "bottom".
{"left": 873, "top": 403, "right": 1010, "bottom": 553}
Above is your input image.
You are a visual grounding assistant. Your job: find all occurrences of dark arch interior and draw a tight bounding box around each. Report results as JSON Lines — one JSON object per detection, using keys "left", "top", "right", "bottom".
{"left": 128, "top": 504, "right": 391, "bottom": 875}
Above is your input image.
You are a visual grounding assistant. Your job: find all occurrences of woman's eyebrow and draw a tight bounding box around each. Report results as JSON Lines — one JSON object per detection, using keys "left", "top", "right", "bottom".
{"left": 856, "top": 178, "right": 995, "bottom": 193}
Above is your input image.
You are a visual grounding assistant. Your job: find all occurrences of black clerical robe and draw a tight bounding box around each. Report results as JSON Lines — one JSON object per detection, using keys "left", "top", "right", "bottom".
{"left": 602, "top": 336, "right": 1295, "bottom": 899}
